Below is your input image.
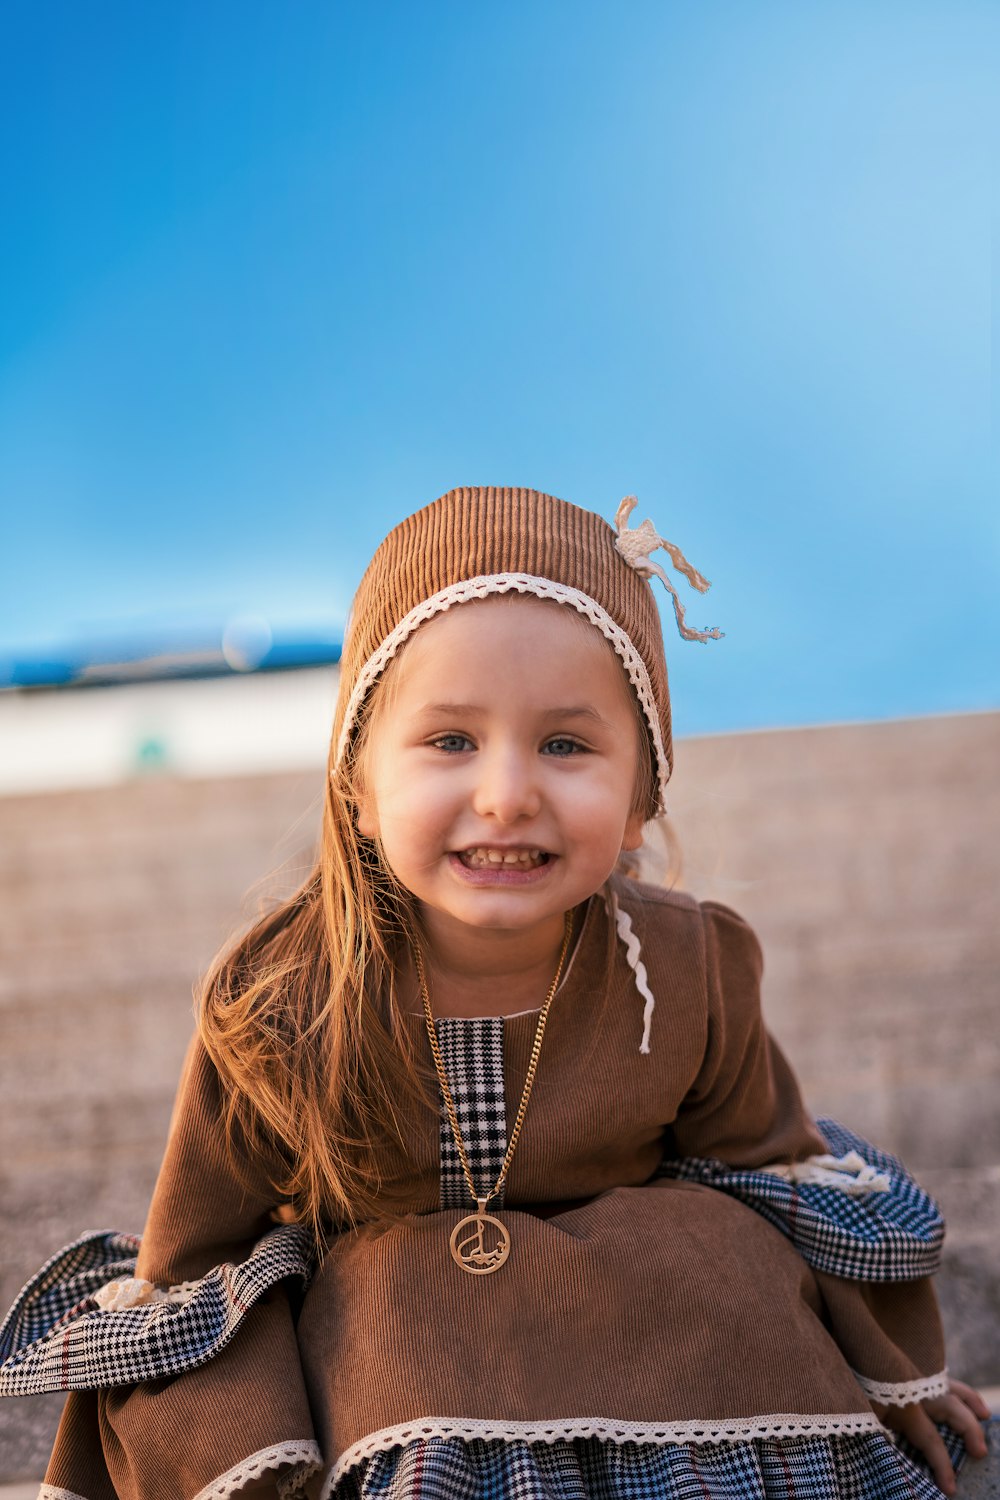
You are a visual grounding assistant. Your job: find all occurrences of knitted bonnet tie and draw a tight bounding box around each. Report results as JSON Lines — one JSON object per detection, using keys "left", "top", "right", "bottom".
{"left": 331, "top": 486, "right": 722, "bottom": 1050}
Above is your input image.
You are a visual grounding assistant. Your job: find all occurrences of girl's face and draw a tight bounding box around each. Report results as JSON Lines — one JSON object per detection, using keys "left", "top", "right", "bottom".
{"left": 356, "top": 595, "right": 646, "bottom": 947}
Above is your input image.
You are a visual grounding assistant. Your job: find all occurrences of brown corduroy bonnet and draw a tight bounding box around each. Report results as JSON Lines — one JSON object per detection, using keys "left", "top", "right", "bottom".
{"left": 332, "top": 486, "right": 721, "bottom": 818}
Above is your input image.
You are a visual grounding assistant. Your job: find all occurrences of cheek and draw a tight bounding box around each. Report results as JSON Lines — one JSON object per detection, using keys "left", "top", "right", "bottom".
{"left": 557, "top": 770, "right": 636, "bottom": 836}
{"left": 370, "top": 770, "right": 459, "bottom": 843}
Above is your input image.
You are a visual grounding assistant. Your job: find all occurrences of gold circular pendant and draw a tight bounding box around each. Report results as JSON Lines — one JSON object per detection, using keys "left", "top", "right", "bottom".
{"left": 449, "top": 1210, "right": 511, "bottom": 1274}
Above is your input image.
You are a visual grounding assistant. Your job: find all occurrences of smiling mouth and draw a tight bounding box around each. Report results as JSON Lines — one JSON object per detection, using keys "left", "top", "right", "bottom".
{"left": 457, "top": 847, "right": 550, "bottom": 870}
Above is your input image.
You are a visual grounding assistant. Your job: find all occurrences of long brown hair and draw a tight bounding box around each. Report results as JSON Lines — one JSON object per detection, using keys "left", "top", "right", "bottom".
{"left": 198, "top": 682, "right": 435, "bottom": 1247}
{"left": 198, "top": 615, "right": 670, "bottom": 1249}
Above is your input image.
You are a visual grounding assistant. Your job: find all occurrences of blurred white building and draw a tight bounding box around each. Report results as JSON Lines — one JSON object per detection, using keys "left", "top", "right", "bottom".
{"left": 0, "top": 667, "right": 341, "bottom": 794}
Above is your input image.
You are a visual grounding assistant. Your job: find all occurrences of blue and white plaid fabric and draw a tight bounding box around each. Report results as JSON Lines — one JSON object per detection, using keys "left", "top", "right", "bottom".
{"left": 656, "top": 1120, "right": 943, "bottom": 1282}
{"left": 0, "top": 1230, "right": 141, "bottom": 1352}
{"left": 0, "top": 1223, "right": 312, "bottom": 1397}
{"left": 337, "top": 1429, "right": 963, "bottom": 1500}
{"left": 435, "top": 1016, "right": 508, "bottom": 1210}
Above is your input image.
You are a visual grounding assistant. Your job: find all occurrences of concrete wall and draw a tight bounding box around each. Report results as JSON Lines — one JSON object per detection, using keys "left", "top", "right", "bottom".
{"left": 2, "top": 709, "right": 997, "bottom": 1479}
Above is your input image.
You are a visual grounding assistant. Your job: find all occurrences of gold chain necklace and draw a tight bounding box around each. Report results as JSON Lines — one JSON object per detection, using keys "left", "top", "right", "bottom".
{"left": 415, "top": 911, "right": 574, "bottom": 1275}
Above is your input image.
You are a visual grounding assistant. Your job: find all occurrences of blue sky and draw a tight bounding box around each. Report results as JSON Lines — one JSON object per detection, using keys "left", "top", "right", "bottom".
{"left": 1, "top": 1, "right": 996, "bottom": 736}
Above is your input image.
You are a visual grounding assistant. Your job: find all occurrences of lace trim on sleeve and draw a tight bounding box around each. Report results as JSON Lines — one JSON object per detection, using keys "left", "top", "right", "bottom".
{"left": 193, "top": 1439, "right": 324, "bottom": 1500}
{"left": 852, "top": 1369, "right": 951, "bottom": 1407}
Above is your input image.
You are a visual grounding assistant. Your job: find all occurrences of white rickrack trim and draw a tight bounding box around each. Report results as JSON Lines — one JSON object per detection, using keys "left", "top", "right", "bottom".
{"left": 39, "top": 1488, "right": 89, "bottom": 1500}
{"left": 761, "top": 1153, "right": 892, "bottom": 1196}
{"left": 852, "top": 1369, "right": 951, "bottom": 1407}
{"left": 333, "top": 573, "right": 670, "bottom": 814}
{"left": 607, "top": 888, "right": 656, "bottom": 1053}
{"left": 323, "top": 1411, "right": 884, "bottom": 1490}
{"left": 194, "top": 1440, "right": 324, "bottom": 1500}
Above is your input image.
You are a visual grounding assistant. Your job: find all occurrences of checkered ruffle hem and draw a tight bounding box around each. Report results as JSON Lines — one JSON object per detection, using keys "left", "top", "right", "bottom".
{"left": 335, "top": 1428, "right": 966, "bottom": 1500}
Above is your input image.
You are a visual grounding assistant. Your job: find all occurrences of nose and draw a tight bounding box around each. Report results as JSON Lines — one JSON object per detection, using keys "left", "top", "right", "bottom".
{"left": 471, "top": 745, "right": 542, "bottom": 824}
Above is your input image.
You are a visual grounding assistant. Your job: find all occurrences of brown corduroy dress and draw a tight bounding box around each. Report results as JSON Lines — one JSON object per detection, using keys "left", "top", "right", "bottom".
{"left": 41, "top": 878, "right": 948, "bottom": 1500}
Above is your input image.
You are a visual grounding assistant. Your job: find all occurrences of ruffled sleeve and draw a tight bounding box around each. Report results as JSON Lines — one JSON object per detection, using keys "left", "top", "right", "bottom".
{"left": 662, "top": 900, "right": 950, "bottom": 1413}
{"left": 661, "top": 1119, "right": 944, "bottom": 1282}
{"left": 39, "top": 1032, "right": 323, "bottom": 1500}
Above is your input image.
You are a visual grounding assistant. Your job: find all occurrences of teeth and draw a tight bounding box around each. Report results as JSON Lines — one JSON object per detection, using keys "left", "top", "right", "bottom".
{"left": 461, "top": 847, "right": 546, "bottom": 869}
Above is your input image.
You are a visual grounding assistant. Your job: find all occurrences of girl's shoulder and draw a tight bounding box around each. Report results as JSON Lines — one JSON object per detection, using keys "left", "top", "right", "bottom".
{"left": 606, "top": 874, "right": 766, "bottom": 1043}
{"left": 611, "top": 871, "right": 698, "bottom": 908}
{"left": 607, "top": 871, "right": 700, "bottom": 923}
{"left": 608, "top": 871, "right": 760, "bottom": 954}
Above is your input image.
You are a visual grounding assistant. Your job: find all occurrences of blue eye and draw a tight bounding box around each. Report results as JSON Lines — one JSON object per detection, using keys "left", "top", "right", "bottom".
{"left": 542, "top": 737, "right": 584, "bottom": 757}
{"left": 432, "top": 734, "right": 473, "bottom": 753}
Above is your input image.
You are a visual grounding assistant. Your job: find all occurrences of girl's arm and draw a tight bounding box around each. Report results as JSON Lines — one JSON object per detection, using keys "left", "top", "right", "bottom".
{"left": 43, "top": 1031, "right": 320, "bottom": 1500}
{"left": 668, "top": 900, "right": 987, "bottom": 1492}
{"left": 670, "top": 900, "right": 827, "bottom": 1167}
{"left": 135, "top": 1028, "right": 292, "bottom": 1284}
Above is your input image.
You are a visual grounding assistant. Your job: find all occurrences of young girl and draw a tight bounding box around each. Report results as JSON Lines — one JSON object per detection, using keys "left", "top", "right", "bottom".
{"left": 1, "top": 486, "right": 990, "bottom": 1500}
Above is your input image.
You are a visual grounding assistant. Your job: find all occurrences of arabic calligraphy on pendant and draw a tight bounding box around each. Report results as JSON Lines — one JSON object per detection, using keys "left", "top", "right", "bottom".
{"left": 449, "top": 1210, "right": 511, "bottom": 1274}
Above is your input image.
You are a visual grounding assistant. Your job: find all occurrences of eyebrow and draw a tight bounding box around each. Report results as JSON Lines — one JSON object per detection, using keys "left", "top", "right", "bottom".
{"left": 417, "top": 703, "right": 614, "bottom": 727}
